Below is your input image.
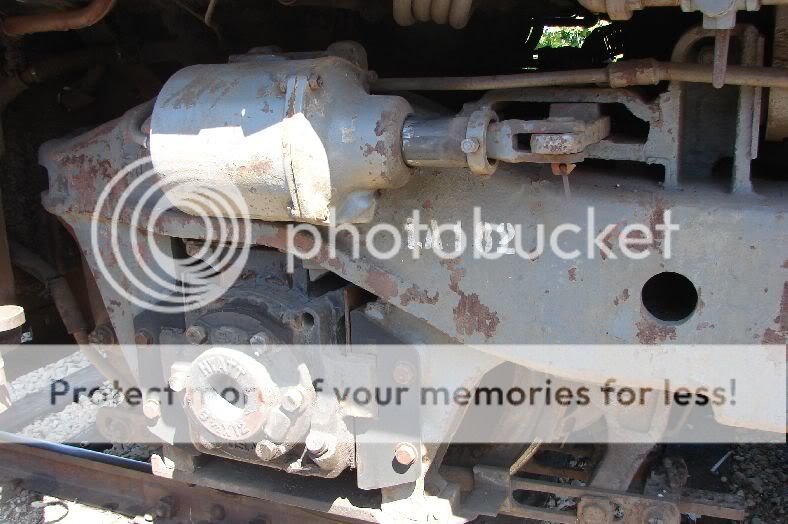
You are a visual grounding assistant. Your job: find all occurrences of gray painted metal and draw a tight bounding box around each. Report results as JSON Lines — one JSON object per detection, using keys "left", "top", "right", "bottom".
{"left": 151, "top": 53, "right": 413, "bottom": 224}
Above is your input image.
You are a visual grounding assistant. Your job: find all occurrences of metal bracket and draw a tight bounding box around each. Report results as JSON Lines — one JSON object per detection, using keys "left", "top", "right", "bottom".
{"left": 465, "top": 108, "right": 499, "bottom": 176}
{"left": 486, "top": 103, "right": 611, "bottom": 165}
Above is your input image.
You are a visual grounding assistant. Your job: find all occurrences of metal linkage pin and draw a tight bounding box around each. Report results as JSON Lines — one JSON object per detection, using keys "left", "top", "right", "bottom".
{"left": 712, "top": 28, "right": 731, "bottom": 89}
{"left": 551, "top": 163, "right": 576, "bottom": 200}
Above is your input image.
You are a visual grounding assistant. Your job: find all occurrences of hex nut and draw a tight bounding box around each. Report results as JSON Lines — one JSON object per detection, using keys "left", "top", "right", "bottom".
{"left": 461, "top": 137, "right": 480, "bottom": 154}
{"left": 255, "top": 440, "right": 280, "bottom": 461}
{"left": 249, "top": 331, "right": 272, "bottom": 346}
{"left": 281, "top": 389, "right": 304, "bottom": 413}
{"left": 134, "top": 330, "right": 153, "bottom": 346}
{"left": 184, "top": 325, "right": 207, "bottom": 345}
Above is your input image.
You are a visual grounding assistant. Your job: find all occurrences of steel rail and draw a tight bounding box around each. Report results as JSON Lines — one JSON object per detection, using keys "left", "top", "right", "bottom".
{"left": 0, "top": 436, "right": 355, "bottom": 523}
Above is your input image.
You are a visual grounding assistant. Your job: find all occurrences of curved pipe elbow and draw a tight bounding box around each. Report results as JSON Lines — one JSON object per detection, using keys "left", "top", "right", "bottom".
{"left": 2, "top": 0, "right": 116, "bottom": 36}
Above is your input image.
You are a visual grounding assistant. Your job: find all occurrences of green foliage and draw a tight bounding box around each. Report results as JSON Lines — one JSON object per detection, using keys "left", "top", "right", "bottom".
{"left": 537, "top": 21, "right": 609, "bottom": 49}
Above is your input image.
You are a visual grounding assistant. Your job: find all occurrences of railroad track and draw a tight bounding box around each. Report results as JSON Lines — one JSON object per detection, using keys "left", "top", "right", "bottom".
{"left": 0, "top": 358, "right": 756, "bottom": 523}
{"left": 0, "top": 434, "right": 357, "bottom": 523}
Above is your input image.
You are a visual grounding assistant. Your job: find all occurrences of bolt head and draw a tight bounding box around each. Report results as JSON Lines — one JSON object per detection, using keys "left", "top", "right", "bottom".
{"left": 393, "top": 361, "right": 415, "bottom": 385}
{"left": 461, "top": 137, "right": 480, "bottom": 154}
{"left": 307, "top": 73, "right": 323, "bottom": 89}
{"left": 142, "top": 399, "right": 161, "bottom": 419}
{"left": 305, "top": 432, "right": 328, "bottom": 457}
{"left": 281, "top": 389, "right": 304, "bottom": 412}
{"left": 184, "top": 325, "right": 207, "bottom": 345}
{"left": 394, "top": 443, "right": 418, "bottom": 466}
{"left": 168, "top": 372, "right": 187, "bottom": 392}
{"left": 249, "top": 331, "right": 272, "bottom": 346}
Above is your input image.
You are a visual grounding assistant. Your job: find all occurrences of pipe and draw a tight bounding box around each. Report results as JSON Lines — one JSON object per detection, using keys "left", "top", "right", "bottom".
{"left": 577, "top": 0, "right": 788, "bottom": 15}
{"left": 124, "top": 100, "right": 155, "bottom": 149}
{"left": 9, "top": 242, "right": 88, "bottom": 340}
{"left": 372, "top": 68, "right": 611, "bottom": 91}
{"left": 8, "top": 243, "right": 135, "bottom": 386}
{"left": 2, "top": 0, "right": 116, "bottom": 36}
{"left": 370, "top": 59, "right": 788, "bottom": 91}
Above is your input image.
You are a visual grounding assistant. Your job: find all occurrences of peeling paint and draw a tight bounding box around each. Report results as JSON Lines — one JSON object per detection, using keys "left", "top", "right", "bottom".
{"left": 400, "top": 285, "right": 439, "bottom": 307}
{"left": 613, "top": 288, "right": 630, "bottom": 306}
{"left": 441, "top": 259, "right": 499, "bottom": 339}
{"left": 636, "top": 317, "right": 677, "bottom": 344}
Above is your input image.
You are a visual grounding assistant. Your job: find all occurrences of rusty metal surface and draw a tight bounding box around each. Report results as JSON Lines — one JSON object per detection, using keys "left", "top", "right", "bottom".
{"left": 505, "top": 475, "right": 745, "bottom": 522}
{"left": 477, "top": 87, "right": 681, "bottom": 187}
{"left": 0, "top": 440, "right": 746, "bottom": 524}
{"left": 40, "top": 110, "right": 787, "bottom": 349}
{"left": 348, "top": 165, "right": 786, "bottom": 345}
{"left": 0, "top": 442, "right": 363, "bottom": 523}
{"left": 486, "top": 104, "right": 611, "bottom": 164}
{"left": 437, "top": 463, "right": 745, "bottom": 523}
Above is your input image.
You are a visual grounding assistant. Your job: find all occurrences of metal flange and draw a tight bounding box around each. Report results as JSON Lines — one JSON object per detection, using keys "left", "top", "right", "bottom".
{"left": 465, "top": 108, "right": 499, "bottom": 176}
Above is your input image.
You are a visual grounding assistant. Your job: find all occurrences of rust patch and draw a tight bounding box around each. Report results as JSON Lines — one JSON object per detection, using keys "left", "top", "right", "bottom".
{"left": 568, "top": 267, "right": 577, "bottom": 281}
{"left": 374, "top": 110, "right": 396, "bottom": 137}
{"left": 762, "top": 282, "right": 787, "bottom": 343}
{"left": 440, "top": 259, "right": 499, "bottom": 339}
{"left": 362, "top": 141, "right": 387, "bottom": 158}
{"left": 696, "top": 321, "right": 716, "bottom": 331}
{"left": 761, "top": 328, "right": 785, "bottom": 344}
{"left": 365, "top": 270, "right": 398, "bottom": 301}
{"left": 165, "top": 75, "right": 240, "bottom": 110}
{"left": 422, "top": 199, "right": 432, "bottom": 210}
{"left": 400, "top": 285, "right": 439, "bottom": 307}
{"left": 441, "top": 258, "right": 466, "bottom": 293}
{"left": 234, "top": 158, "right": 275, "bottom": 178}
{"left": 453, "top": 293, "right": 500, "bottom": 339}
{"left": 613, "top": 288, "right": 630, "bottom": 306}
{"left": 648, "top": 199, "right": 669, "bottom": 254}
{"left": 636, "top": 318, "right": 677, "bottom": 344}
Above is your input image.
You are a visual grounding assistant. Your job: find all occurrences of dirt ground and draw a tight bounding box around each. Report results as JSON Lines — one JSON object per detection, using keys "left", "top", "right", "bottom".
{"left": 0, "top": 481, "right": 140, "bottom": 524}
